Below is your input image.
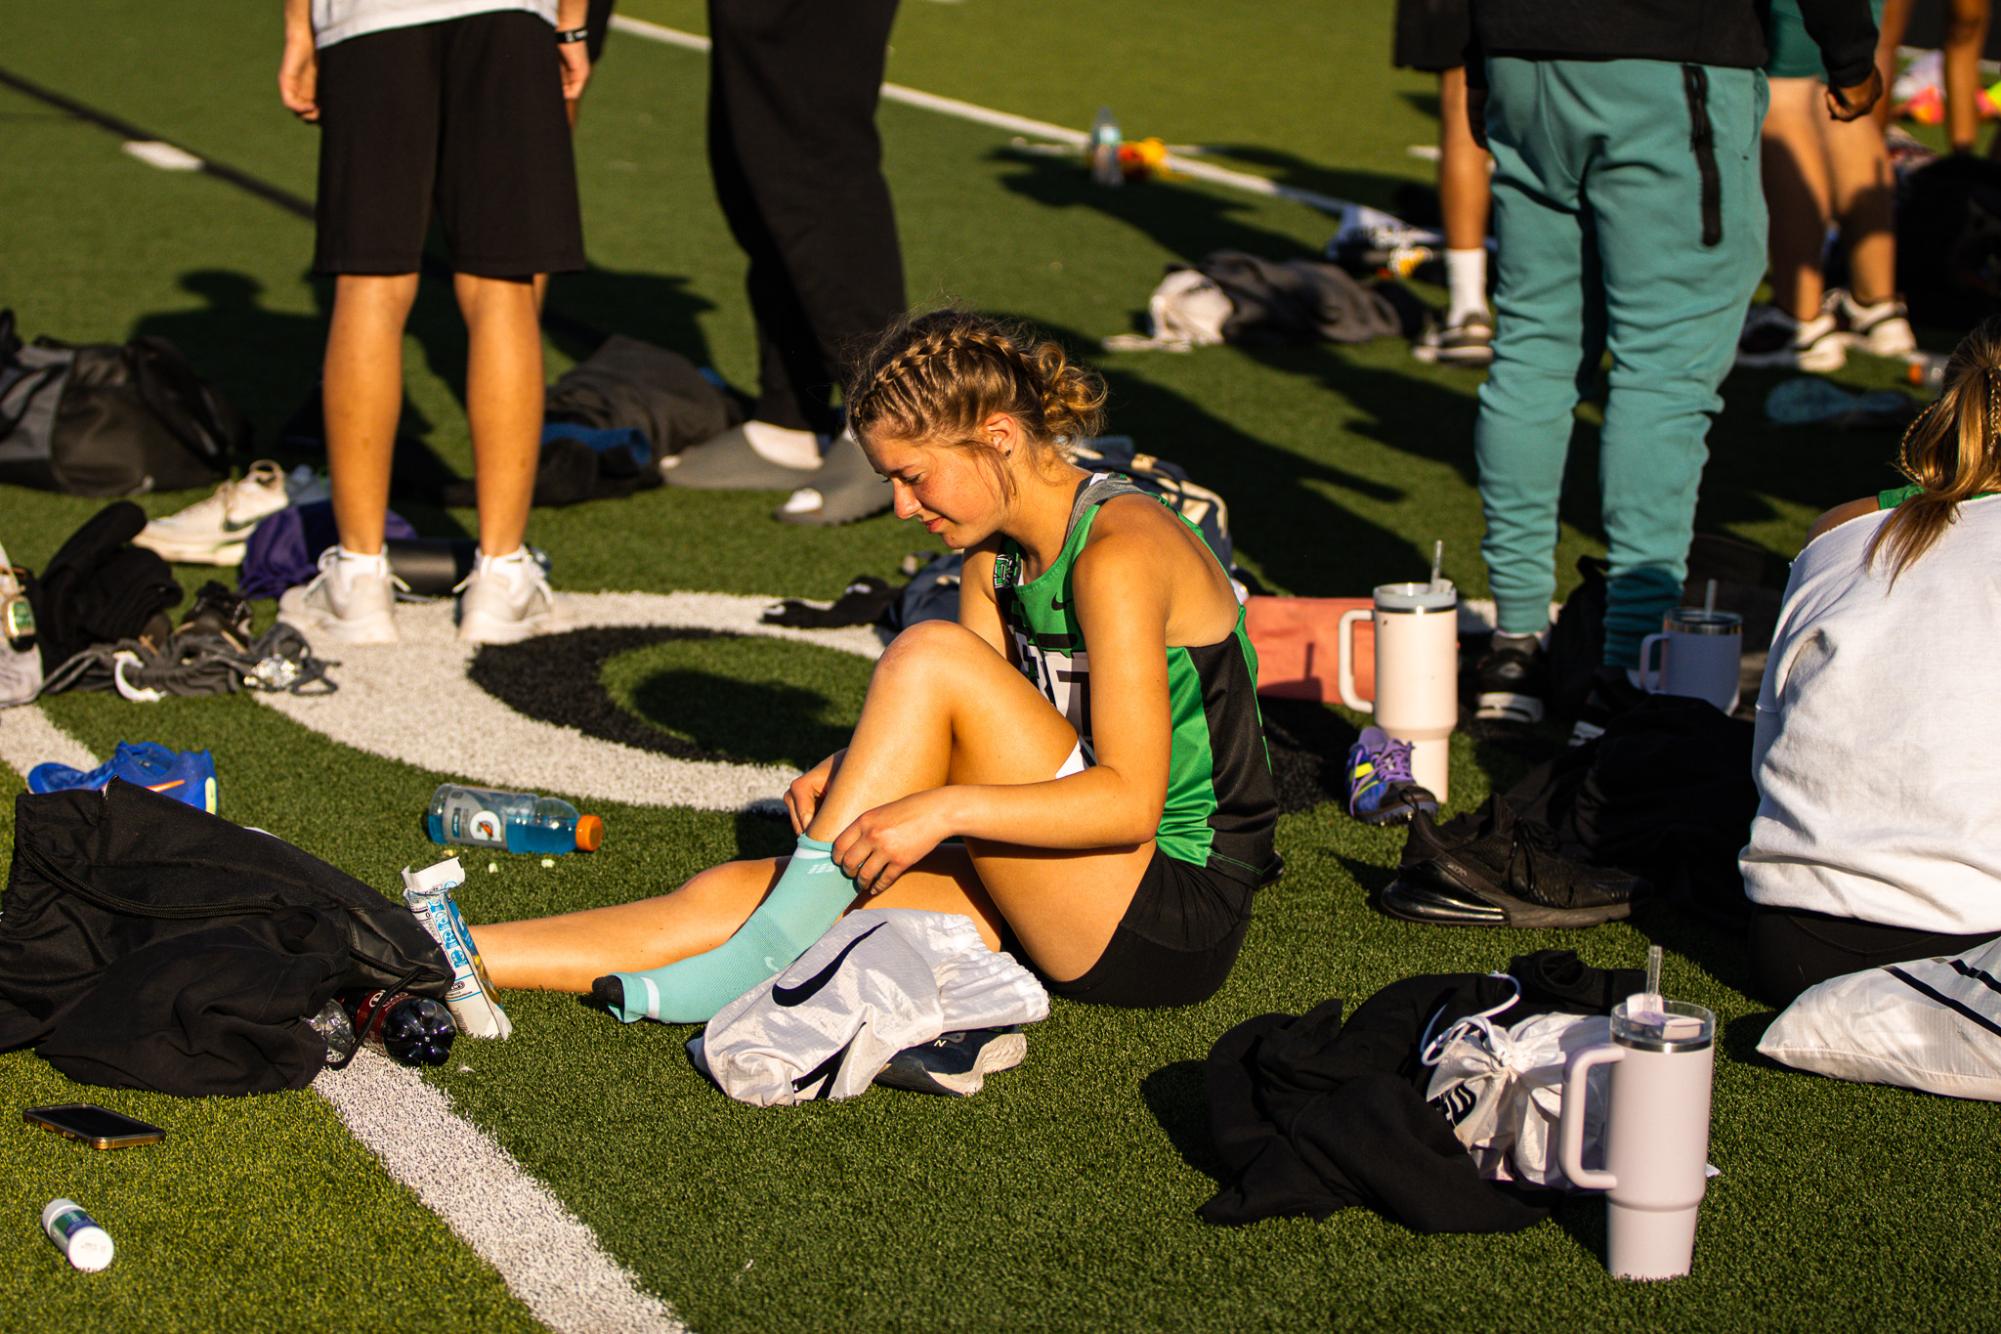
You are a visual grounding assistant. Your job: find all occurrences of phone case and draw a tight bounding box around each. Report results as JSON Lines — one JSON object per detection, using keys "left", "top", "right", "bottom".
{"left": 25, "top": 1105, "right": 166, "bottom": 1150}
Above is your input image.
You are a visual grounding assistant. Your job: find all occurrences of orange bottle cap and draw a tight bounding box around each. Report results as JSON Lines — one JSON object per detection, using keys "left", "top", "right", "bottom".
{"left": 574, "top": 814, "right": 604, "bottom": 852}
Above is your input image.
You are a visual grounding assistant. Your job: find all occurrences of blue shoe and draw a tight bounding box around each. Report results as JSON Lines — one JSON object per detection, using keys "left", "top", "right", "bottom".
{"left": 874, "top": 1026, "right": 1027, "bottom": 1097}
{"left": 29, "top": 741, "right": 218, "bottom": 813}
{"left": 1344, "top": 727, "right": 1438, "bottom": 827}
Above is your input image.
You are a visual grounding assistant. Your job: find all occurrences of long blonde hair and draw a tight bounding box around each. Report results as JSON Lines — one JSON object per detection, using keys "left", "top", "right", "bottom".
{"left": 845, "top": 310, "right": 1106, "bottom": 499}
{"left": 1869, "top": 317, "right": 2001, "bottom": 581}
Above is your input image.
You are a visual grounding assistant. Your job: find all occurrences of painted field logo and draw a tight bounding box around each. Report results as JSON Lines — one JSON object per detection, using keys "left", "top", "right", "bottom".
{"left": 252, "top": 591, "right": 886, "bottom": 813}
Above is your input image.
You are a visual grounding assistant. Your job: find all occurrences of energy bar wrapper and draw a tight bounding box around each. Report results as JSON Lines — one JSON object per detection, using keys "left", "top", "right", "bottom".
{"left": 401, "top": 856, "right": 513, "bottom": 1039}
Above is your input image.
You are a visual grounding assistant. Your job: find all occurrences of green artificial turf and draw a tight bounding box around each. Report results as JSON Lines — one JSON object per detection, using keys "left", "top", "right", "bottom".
{"left": 3, "top": 2, "right": 1997, "bottom": 1330}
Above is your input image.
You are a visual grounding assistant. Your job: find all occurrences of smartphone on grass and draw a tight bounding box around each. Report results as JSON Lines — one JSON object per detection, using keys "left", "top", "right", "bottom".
{"left": 25, "top": 1104, "right": 166, "bottom": 1149}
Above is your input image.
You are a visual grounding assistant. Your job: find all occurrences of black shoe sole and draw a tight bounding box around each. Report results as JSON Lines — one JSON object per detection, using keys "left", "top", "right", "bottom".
{"left": 1381, "top": 858, "right": 1635, "bottom": 929}
{"left": 1379, "top": 871, "right": 1509, "bottom": 926}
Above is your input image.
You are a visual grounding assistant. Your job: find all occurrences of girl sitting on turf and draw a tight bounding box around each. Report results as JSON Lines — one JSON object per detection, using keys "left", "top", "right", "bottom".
{"left": 1742, "top": 317, "right": 2001, "bottom": 1005}
{"left": 472, "top": 311, "right": 1279, "bottom": 1019}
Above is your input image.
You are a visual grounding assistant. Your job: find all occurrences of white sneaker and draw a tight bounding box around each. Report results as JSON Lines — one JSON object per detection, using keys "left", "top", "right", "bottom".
{"left": 1736, "top": 304, "right": 1846, "bottom": 372}
{"left": 1832, "top": 289, "right": 1919, "bottom": 359}
{"left": 456, "top": 548, "right": 560, "bottom": 644}
{"left": 278, "top": 548, "right": 399, "bottom": 645}
{"left": 133, "top": 460, "right": 295, "bottom": 565}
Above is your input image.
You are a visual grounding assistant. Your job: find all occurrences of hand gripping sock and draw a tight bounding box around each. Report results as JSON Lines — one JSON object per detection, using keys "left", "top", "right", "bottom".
{"left": 592, "top": 836, "right": 855, "bottom": 1024}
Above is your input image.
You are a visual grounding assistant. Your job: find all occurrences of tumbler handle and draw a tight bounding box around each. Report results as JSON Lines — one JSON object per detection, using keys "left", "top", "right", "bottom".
{"left": 1637, "top": 633, "right": 1669, "bottom": 695}
{"left": 1559, "top": 1042, "right": 1624, "bottom": 1191}
{"left": 1337, "top": 608, "right": 1373, "bottom": 713}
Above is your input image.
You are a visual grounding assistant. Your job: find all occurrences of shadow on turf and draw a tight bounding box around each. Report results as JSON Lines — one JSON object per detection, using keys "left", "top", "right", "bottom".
{"left": 130, "top": 256, "right": 726, "bottom": 530}
{"left": 1140, "top": 1059, "right": 1229, "bottom": 1184}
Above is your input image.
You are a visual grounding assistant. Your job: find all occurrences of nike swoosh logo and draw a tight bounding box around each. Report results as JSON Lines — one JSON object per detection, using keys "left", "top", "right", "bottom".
{"left": 145, "top": 780, "right": 185, "bottom": 793}
{"left": 1050, "top": 595, "right": 1070, "bottom": 611}
{"left": 771, "top": 922, "right": 886, "bottom": 1008}
{"left": 220, "top": 516, "right": 265, "bottom": 533}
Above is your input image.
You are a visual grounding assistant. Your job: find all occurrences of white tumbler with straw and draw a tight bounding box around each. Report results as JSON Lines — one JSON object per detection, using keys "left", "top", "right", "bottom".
{"left": 1336, "top": 541, "right": 1457, "bottom": 800}
{"left": 1557, "top": 994, "right": 1717, "bottom": 1280}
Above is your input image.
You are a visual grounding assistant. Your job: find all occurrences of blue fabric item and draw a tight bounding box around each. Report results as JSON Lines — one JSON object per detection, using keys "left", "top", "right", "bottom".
{"left": 237, "top": 501, "right": 418, "bottom": 600}
{"left": 540, "top": 422, "right": 652, "bottom": 472}
{"left": 29, "top": 741, "right": 218, "bottom": 813}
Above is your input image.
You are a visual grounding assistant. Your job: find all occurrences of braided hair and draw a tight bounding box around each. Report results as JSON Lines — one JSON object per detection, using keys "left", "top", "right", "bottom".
{"left": 846, "top": 311, "right": 1106, "bottom": 498}
{"left": 1868, "top": 316, "right": 2001, "bottom": 581}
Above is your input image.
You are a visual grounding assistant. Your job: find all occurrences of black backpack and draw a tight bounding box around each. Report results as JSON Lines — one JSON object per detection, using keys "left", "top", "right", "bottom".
{"left": 0, "top": 309, "right": 244, "bottom": 496}
{"left": 1897, "top": 155, "right": 2001, "bottom": 329}
{"left": 0, "top": 783, "right": 452, "bottom": 1095}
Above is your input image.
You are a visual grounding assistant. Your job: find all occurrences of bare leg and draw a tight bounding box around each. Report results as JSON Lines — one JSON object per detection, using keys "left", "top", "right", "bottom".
{"left": 474, "top": 847, "right": 1004, "bottom": 994}
{"left": 1823, "top": 105, "right": 1897, "bottom": 305}
{"left": 323, "top": 274, "right": 419, "bottom": 555}
{"left": 1761, "top": 78, "right": 1835, "bottom": 320}
{"left": 1944, "top": 0, "right": 1991, "bottom": 154}
{"left": 474, "top": 619, "right": 1153, "bottom": 991}
{"left": 1872, "top": 0, "right": 1914, "bottom": 135}
{"left": 1438, "top": 66, "right": 1492, "bottom": 254}
{"left": 454, "top": 272, "right": 544, "bottom": 557}
{"left": 802, "top": 618, "right": 1154, "bottom": 979}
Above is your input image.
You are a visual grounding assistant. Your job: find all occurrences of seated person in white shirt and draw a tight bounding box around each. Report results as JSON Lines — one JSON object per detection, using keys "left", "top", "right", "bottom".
{"left": 1744, "top": 319, "right": 2001, "bottom": 1005}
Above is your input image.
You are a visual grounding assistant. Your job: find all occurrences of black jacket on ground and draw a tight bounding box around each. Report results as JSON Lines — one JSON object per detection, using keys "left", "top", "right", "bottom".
{"left": 1472, "top": 0, "right": 1878, "bottom": 88}
{"left": 0, "top": 783, "right": 451, "bottom": 1096}
{"left": 1200, "top": 952, "right": 1641, "bottom": 1232}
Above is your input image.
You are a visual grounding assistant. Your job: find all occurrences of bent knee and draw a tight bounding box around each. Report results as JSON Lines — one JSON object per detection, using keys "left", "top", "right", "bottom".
{"left": 875, "top": 618, "right": 995, "bottom": 679}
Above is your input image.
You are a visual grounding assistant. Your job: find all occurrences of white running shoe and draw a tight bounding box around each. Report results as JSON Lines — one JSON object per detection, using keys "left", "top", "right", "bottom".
{"left": 1832, "top": 289, "right": 1919, "bottom": 359}
{"left": 133, "top": 460, "right": 296, "bottom": 565}
{"left": 278, "top": 547, "right": 399, "bottom": 645}
{"left": 455, "top": 547, "right": 560, "bottom": 644}
{"left": 1736, "top": 304, "right": 1846, "bottom": 372}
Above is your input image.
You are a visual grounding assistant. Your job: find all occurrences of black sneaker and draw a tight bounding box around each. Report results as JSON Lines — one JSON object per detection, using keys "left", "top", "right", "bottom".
{"left": 1735, "top": 303, "right": 1845, "bottom": 372}
{"left": 1380, "top": 814, "right": 1645, "bottom": 929}
{"left": 874, "top": 1026, "right": 1027, "bottom": 1096}
{"left": 1474, "top": 632, "right": 1547, "bottom": 724}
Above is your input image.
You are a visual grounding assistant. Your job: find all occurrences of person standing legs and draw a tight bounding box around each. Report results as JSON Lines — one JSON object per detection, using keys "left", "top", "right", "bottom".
{"left": 1473, "top": 57, "right": 1767, "bottom": 722}
{"left": 1470, "top": 56, "right": 1597, "bottom": 724}
{"left": 664, "top": 0, "right": 908, "bottom": 522}
{"left": 1587, "top": 61, "right": 1769, "bottom": 668}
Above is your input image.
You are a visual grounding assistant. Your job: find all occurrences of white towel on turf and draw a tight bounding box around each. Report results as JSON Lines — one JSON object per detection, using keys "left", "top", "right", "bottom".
{"left": 689, "top": 909, "right": 1048, "bottom": 1107}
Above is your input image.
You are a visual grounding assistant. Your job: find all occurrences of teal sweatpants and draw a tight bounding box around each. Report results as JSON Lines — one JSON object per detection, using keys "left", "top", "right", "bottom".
{"left": 1475, "top": 58, "right": 1768, "bottom": 667}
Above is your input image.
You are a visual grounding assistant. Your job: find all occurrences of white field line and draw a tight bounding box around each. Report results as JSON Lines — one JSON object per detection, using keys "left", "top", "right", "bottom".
{"left": 317, "top": 1050, "right": 684, "bottom": 1334}
{"left": 607, "top": 14, "right": 1355, "bottom": 215}
{"left": 0, "top": 703, "right": 97, "bottom": 776}
{"left": 0, "top": 707, "right": 682, "bottom": 1334}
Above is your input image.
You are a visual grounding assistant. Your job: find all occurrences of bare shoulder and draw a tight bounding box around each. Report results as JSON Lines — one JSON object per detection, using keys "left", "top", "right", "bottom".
{"left": 1075, "top": 494, "right": 1236, "bottom": 641}
{"left": 1804, "top": 496, "right": 1880, "bottom": 550}
{"left": 1075, "top": 494, "right": 1184, "bottom": 573}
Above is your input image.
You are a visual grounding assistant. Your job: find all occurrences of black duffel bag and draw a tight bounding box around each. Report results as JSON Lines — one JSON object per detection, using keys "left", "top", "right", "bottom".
{"left": 0, "top": 308, "right": 245, "bottom": 496}
{"left": 0, "top": 782, "right": 451, "bottom": 1095}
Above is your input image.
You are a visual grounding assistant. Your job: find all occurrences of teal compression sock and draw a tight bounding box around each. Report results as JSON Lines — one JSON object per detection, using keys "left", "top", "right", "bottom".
{"left": 594, "top": 835, "right": 854, "bottom": 1024}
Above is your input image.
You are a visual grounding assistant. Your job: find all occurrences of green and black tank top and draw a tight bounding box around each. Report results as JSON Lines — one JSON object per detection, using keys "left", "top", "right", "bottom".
{"left": 993, "top": 473, "right": 1278, "bottom": 886}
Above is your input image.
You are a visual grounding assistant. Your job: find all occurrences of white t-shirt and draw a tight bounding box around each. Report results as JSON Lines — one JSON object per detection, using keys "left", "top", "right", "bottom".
{"left": 1741, "top": 494, "right": 2001, "bottom": 933}
{"left": 312, "top": 0, "right": 557, "bottom": 49}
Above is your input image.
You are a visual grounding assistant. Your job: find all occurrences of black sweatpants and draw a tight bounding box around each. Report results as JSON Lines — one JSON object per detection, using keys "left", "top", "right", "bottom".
{"left": 707, "top": 0, "right": 907, "bottom": 435}
{"left": 1751, "top": 905, "right": 1998, "bottom": 1008}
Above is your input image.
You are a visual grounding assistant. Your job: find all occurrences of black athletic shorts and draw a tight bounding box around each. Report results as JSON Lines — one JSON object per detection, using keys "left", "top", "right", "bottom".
{"left": 1034, "top": 849, "right": 1254, "bottom": 1009}
{"left": 313, "top": 11, "right": 585, "bottom": 276}
{"left": 1393, "top": 0, "right": 1474, "bottom": 72}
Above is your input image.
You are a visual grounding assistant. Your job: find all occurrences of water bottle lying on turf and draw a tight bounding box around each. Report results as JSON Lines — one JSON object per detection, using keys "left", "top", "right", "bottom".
{"left": 341, "top": 988, "right": 456, "bottom": 1067}
{"left": 425, "top": 783, "right": 604, "bottom": 855}
{"left": 403, "top": 856, "right": 513, "bottom": 1039}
